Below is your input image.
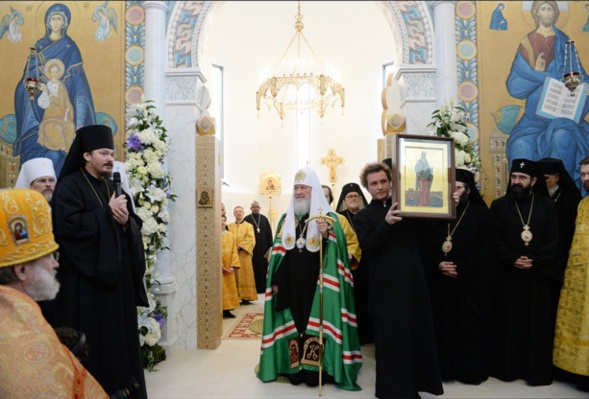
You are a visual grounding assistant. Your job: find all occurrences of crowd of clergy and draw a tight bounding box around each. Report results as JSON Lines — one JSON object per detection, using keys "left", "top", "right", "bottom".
{"left": 222, "top": 156, "right": 589, "bottom": 398}
{"left": 6, "top": 142, "right": 589, "bottom": 398}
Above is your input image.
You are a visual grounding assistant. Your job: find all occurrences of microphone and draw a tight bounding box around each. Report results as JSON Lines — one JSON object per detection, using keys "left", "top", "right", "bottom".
{"left": 113, "top": 172, "right": 122, "bottom": 197}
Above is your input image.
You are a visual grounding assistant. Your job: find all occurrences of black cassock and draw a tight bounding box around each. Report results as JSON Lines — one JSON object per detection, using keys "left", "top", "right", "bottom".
{"left": 244, "top": 213, "right": 274, "bottom": 293}
{"left": 422, "top": 201, "right": 497, "bottom": 384}
{"left": 271, "top": 219, "right": 320, "bottom": 333}
{"left": 489, "top": 193, "right": 559, "bottom": 386}
{"left": 552, "top": 187, "right": 582, "bottom": 265}
{"left": 354, "top": 197, "right": 443, "bottom": 399}
{"left": 49, "top": 168, "right": 148, "bottom": 398}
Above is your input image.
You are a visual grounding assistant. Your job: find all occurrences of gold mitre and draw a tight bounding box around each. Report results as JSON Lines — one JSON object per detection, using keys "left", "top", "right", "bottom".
{"left": 385, "top": 113, "right": 405, "bottom": 134}
{"left": 196, "top": 116, "right": 216, "bottom": 136}
{"left": 0, "top": 189, "right": 58, "bottom": 268}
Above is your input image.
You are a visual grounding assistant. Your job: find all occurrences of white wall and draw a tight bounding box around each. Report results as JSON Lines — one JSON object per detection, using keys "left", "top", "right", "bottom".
{"left": 199, "top": 1, "right": 399, "bottom": 224}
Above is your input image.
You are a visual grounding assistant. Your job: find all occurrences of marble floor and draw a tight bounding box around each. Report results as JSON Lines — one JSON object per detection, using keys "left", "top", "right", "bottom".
{"left": 145, "top": 294, "right": 589, "bottom": 399}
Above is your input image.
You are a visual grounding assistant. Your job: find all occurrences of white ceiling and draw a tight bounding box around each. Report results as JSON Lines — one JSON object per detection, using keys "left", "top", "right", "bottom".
{"left": 197, "top": 1, "right": 399, "bottom": 205}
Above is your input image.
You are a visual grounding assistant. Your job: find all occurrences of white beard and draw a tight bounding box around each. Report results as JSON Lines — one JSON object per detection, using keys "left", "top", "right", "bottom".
{"left": 548, "top": 184, "right": 559, "bottom": 197}
{"left": 25, "top": 263, "right": 60, "bottom": 301}
{"left": 294, "top": 197, "right": 311, "bottom": 218}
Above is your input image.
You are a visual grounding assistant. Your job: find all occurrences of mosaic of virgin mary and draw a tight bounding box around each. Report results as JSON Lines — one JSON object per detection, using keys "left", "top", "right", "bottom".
{"left": 13, "top": 3, "right": 96, "bottom": 176}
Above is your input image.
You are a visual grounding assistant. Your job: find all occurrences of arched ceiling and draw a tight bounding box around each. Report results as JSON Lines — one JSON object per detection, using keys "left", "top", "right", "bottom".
{"left": 166, "top": 1, "right": 434, "bottom": 70}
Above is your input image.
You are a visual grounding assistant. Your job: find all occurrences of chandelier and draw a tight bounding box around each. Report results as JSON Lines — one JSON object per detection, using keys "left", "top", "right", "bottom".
{"left": 255, "top": 1, "right": 345, "bottom": 120}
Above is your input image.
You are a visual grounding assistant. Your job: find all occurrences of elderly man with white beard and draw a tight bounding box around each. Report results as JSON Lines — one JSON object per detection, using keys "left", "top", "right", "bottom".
{"left": 15, "top": 157, "right": 57, "bottom": 202}
{"left": 256, "top": 167, "right": 362, "bottom": 392}
{"left": 0, "top": 188, "right": 108, "bottom": 398}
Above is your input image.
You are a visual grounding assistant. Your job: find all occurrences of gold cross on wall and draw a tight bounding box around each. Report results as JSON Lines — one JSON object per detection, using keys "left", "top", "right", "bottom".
{"left": 320, "top": 148, "right": 345, "bottom": 185}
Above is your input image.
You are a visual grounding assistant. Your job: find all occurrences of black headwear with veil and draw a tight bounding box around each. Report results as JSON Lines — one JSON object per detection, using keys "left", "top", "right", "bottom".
{"left": 456, "top": 168, "right": 486, "bottom": 207}
{"left": 336, "top": 183, "right": 369, "bottom": 213}
{"left": 537, "top": 157, "right": 581, "bottom": 196}
{"left": 58, "top": 125, "right": 114, "bottom": 181}
{"left": 505, "top": 158, "right": 550, "bottom": 197}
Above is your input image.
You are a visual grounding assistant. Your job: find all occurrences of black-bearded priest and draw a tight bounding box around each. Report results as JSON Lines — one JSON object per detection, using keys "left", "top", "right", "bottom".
{"left": 489, "top": 158, "right": 559, "bottom": 386}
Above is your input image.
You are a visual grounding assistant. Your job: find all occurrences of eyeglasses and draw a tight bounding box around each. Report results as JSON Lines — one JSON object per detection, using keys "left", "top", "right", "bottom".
{"left": 345, "top": 194, "right": 361, "bottom": 200}
{"left": 50, "top": 251, "right": 60, "bottom": 262}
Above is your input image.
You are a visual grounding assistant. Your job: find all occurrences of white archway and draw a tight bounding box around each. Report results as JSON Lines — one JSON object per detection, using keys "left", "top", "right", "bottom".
{"left": 162, "top": 0, "right": 438, "bottom": 350}
{"left": 167, "top": 1, "right": 434, "bottom": 69}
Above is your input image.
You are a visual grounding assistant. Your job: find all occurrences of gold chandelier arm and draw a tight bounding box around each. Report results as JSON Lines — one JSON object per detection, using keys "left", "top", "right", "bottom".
{"left": 255, "top": 1, "right": 345, "bottom": 120}
{"left": 272, "top": 32, "right": 299, "bottom": 74}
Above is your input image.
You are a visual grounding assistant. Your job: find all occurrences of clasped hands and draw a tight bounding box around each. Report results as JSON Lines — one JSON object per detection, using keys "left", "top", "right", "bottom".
{"left": 514, "top": 256, "right": 533, "bottom": 270}
{"left": 109, "top": 193, "right": 129, "bottom": 226}
{"left": 438, "top": 261, "right": 458, "bottom": 278}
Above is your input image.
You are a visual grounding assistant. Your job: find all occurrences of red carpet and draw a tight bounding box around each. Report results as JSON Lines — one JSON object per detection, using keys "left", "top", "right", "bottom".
{"left": 224, "top": 313, "right": 263, "bottom": 339}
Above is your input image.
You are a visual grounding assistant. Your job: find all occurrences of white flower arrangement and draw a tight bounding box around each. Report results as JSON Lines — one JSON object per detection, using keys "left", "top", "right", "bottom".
{"left": 125, "top": 100, "right": 174, "bottom": 371}
{"left": 428, "top": 98, "right": 485, "bottom": 193}
{"left": 138, "top": 293, "right": 163, "bottom": 348}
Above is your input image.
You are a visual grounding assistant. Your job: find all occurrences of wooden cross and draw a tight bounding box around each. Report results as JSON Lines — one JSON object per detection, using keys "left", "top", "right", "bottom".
{"left": 320, "top": 149, "right": 345, "bottom": 198}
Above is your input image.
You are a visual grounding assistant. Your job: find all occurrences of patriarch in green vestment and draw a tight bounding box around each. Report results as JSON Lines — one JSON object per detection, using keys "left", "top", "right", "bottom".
{"left": 256, "top": 166, "right": 362, "bottom": 391}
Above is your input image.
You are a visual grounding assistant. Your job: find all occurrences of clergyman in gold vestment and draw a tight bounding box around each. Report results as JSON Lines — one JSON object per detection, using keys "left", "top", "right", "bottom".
{"left": 228, "top": 206, "right": 258, "bottom": 303}
{"left": 221, "top": 215, "right": 240, "bottom": 318}
{"left": 553, "top": 159, "right": 589, "bottom": 392}
{"left": 0, "top": 188, "right": 107, "bottom": 398}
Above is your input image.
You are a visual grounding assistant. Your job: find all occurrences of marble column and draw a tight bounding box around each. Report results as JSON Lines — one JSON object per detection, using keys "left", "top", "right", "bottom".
{"left": 165, "top": 68, "right": 207, "bottom": 349}
{"left": 144, "top": 1, "right": 167, "bottom": 119}
{"left": 394, "top": 65, "right": 437, "bottom": 135}
{"left": 144, "top": 1, "right": 178, "bottom": 353}
{"left": 432, "top": 0, "right": 458, "bottom": 105}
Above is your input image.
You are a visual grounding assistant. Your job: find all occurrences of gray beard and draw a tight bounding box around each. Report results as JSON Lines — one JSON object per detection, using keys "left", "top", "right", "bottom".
{"left": 25, "top": 264, "right": 60, "bottom": 302}
{"left": 294, "top": 197, "right": 311, "bottom": 218}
